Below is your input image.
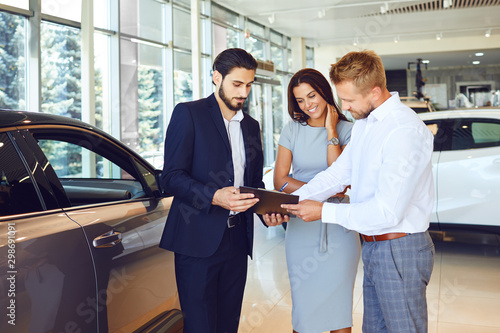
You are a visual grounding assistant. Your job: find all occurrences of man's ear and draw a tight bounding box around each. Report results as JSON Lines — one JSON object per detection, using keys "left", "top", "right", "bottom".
{"left": 213, "top": 70, "right": 222, "bottom": 86}
{"left": 370, "top": 86, "right": 382, "bottom": 101}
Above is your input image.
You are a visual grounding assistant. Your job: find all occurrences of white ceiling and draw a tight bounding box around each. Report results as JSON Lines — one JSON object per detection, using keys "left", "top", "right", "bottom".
{"left": 212, "top": 0, "right": 500, "bottom": 70}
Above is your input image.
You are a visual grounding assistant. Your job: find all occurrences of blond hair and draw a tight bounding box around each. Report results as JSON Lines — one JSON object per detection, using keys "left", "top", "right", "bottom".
{"left": 329, "top": 50, "right": 387, "bottom": 94}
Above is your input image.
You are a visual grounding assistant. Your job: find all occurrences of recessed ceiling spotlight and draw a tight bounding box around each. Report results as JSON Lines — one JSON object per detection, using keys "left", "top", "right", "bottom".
{"left": 436, "top": 32, "right": 442, "bottom": 40}
{"left": 475, "top": 52, "right": 484, "bottom": 57}
{"left": 394, "top": 36, "right": 399, "bottom": 43}
{"left": 485, "top": 29, "right": 491, "bottom": 37}
{"left": 472, "top": 61, "right": 480, "bottom": 65}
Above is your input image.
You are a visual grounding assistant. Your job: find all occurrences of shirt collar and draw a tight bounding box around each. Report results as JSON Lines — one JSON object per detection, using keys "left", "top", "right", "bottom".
{"left": 368, "top": 91, "right": 400, "bottom": 122}
{"left": 223, "top": 110, "right": 244, "bottom": 124}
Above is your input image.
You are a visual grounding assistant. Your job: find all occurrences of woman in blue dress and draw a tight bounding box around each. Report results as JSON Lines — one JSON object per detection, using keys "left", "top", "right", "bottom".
{"left": 274, "top": 68, "right": 361, "bottom": 333}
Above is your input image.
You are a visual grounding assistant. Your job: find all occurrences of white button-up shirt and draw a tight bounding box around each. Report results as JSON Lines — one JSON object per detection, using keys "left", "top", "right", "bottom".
{"left": 294, "top": 92, "right": 434, "bottom": 235}
{"left": 223, "top": 110, "right": 245, "bottom": 189}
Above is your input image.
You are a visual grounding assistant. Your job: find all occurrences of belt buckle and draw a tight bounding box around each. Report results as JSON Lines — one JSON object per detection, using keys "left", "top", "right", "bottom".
{"left": 227, "top": 215, "right": 236, "bottom": 228}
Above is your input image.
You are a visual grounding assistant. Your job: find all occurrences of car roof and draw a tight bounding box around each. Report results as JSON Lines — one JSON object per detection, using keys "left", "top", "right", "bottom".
{"left": 418, "top": 109, "right": 500, "bottom": 121}
{"left": 0, "top": 110, "right": 96, "bottom": 130}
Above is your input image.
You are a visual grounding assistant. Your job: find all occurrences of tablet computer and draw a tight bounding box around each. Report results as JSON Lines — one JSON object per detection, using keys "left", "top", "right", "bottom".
{"left": 239, "top": 186, "right": 299, "bottom": 215}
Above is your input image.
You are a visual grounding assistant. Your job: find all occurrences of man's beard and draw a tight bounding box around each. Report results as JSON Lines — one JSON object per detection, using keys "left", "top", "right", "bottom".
{"left": 352, "top": 105, "right": 375, "bottom": 120}
{"left": 219, "top": 84, "right": 245, "bottom": 111}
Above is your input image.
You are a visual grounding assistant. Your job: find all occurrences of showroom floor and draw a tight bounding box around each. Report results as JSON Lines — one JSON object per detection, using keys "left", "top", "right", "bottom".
{"left": 238, "top": 221, "right": 500, "bottom": 333}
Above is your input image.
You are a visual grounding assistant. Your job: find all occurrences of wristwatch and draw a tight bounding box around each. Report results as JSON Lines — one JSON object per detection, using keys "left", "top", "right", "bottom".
{"left": 327, "top": 137, "right": 339, "bottom": 146}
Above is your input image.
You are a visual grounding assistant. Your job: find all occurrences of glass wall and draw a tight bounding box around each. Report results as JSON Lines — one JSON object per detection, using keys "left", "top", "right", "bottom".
{"left": 0, "top": 11, "right": 26, "bottom": 110}
{"left": 0, "top": 0, "right": 306, "bottom": 168}
{"left": 41, "top": 22, "right": 82, "bottom": 119}
{"left": 42, "top": 0, "right": 82, "bottom": 22}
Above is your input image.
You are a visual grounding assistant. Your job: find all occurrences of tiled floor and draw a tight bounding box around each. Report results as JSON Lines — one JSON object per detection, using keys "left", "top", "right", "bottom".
{"left": 239, "top": 221, "right": 500, "bottom": 333}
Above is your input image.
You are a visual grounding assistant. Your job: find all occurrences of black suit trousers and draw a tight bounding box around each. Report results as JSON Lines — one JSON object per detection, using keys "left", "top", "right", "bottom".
{"left": 174, "top": 219, "right": 249, "bottom": 333}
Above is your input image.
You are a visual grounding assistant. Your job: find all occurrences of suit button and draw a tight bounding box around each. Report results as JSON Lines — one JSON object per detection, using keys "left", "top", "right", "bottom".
{"left": 229, "top": 179, "right": 233, "bottom": 183}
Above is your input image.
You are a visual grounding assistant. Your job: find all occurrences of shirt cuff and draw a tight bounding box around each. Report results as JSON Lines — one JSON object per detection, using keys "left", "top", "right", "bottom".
{"left": 321, "top": 202, "right": 337, "bottom": 224}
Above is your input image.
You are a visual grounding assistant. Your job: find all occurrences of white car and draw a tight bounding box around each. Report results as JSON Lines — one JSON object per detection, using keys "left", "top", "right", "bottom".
{"left": 264, "top": 109, "right": 500, "bottom": 234}
{"left": 420, "top": 109, "right": 500, "bottom": 234}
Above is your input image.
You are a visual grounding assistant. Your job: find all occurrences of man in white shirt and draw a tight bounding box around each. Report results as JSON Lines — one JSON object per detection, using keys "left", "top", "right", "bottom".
{"left": 277, "top": 50, "right": 435, "bottom": 332}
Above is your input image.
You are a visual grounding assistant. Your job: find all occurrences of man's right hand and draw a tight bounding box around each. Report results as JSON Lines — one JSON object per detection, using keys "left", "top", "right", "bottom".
{"left": 212, "top": 187, "right": 259, "bottom": 212}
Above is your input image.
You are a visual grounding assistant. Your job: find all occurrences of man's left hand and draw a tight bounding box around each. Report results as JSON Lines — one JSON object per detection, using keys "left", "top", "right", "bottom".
{"left": 282, "top": 200, "right": 323, "bottom": 222}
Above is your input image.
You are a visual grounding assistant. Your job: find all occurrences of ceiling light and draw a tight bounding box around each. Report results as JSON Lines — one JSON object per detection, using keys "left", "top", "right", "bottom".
{"left": 268, "top": 13, "right": 275, "bottom": 24}
{"left": 394, "top": 36, "right": 399, "bottom": 43}
{"left": 485, "top": 29, "right": 491, "bottom": 37}
{"left": 472, "top": 61, "right": 480, "bottom": 65}
{"left": 422, "top": 60, "right": 430, "bottom": 64}
{"left": 353, "top": 37, "right": 359, "bottom": 46}
{"left": 436, "top": 32, "right": 442, "bottom": 40}
{"left": 475, "top": 52, "right": 484, "bottom": 57}
{"left": 318, "top": 8, "right": 326, "bottom": 18}
{"left": 443, "top": 0, "right": 453, "bottom": 8}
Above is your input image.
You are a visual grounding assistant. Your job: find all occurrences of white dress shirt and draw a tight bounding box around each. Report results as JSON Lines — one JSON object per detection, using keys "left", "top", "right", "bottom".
{"left": 294, "top": 92, "right": 434, "bottom": 235}
{"left": 223, "top": 110, "right": 245, "bottom": 195}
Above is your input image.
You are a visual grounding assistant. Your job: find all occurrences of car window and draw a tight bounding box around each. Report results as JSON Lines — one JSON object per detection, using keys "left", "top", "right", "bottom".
{"left": 36, "top": 137, "right": 147, "bottom": 206}
{"left": 0, "top": 133, "right": 44, "bottom": 216}
{"left": 38, "top": 139, "right": 133, "bottom": 179}
{"left": 451, "top": 119, "right": 500, "bottom": 150}
{"left": 471, "top": 122, "right": 500, "bottom": 147}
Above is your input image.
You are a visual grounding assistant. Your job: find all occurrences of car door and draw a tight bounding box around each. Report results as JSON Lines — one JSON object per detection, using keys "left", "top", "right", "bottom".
{"left": 24, "top": 126, "right": 180, "bottom": 332}
{"left": 0, "top": 130, "right": 98, "bottom": 333}
{"left": 422, "top": 120, "right": 445, "bottom": 224}
{"left": 435, "top": 117, "right": 500, "bottom": 230}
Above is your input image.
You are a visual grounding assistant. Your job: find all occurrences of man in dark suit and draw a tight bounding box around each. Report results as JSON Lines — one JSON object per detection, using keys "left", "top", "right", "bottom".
{"left": 159, "top": 48, "right": 270, "bottom": 333}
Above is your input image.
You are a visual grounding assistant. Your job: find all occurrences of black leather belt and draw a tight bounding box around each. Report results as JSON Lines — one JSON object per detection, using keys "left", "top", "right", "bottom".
{"left": 361, "top": 232, "right": 407, "bottom": 242}
{"left": 227, "top": 214, "right": 244, "bottom": 228}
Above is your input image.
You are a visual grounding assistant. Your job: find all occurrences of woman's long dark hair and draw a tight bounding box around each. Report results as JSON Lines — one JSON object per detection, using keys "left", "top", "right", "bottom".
{"left": 287, "top": 68, "right": 348, "bottom": 124}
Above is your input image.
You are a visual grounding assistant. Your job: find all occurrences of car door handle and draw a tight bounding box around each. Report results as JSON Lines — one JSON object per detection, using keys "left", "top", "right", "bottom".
{"left": 93, "top": 230, "right": 122, "bottom": 248}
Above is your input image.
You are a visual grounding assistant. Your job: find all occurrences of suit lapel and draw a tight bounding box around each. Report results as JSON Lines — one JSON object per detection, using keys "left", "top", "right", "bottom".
{"left": 207, "top": 93, "right": 231, "bottom": 152}
{"left": 240, "top": 115, "right": 252, "bottom": 185}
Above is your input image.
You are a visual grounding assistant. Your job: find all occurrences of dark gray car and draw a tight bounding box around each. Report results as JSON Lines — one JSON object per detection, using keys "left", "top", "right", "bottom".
{"left": 0, "top": 111, "right": 182, "bottom": 332}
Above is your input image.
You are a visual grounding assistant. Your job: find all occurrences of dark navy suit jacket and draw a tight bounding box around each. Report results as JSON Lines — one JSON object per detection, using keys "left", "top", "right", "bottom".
{"left": 159, "top": 93, "right": 265, "bottom": 258}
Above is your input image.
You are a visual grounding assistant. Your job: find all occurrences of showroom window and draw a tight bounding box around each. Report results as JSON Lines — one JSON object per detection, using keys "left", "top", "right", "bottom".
{"left": 212, "top": 3, "right": 240, "bottom": 57}
{"left": 94, "top": 32, "right": 110, "bottom": 131}
{"left": 120, "top": 0, "right": 168, "bottom": 157}
{"left": 0, "top": 0, "right": 28, "bottom": 10}
{"left": 0, "top": 11, "right": 26, "bottom": 110}
{"left": 42, "top": 0, "right": 81, "bottom": 22}
{"left": 41, "top": 22, "right": 82, "bottom": 120}
{"left": 173, "top": 6, "right": 191, "bottom": 50}
{"left": 0, "top": 0, "right": 299, "bottom": 169}
{"left": 245, "top": 20, "right": 265, "bottom": 61}
{"left": 174, "top": 51, "right": 193, "bottom": 104}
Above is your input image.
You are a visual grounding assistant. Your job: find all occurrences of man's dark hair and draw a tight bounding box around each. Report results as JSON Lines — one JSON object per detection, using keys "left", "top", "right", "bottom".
{"left": 212, "top": 48, "right": 258, "bottom": 80}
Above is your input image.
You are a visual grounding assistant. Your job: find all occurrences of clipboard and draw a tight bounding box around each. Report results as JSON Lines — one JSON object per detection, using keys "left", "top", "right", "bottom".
{"left": 239, "top": 186, "right": 299, "bottom": 215}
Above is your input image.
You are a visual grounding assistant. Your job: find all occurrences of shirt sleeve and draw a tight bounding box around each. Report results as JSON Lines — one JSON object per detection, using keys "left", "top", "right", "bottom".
{"left": 326, "top": 125, "right": 434, "bottom": 234}
{"left": 293, "top": 141, "right": 352, "bottom": 201}
{"left": 278, "top": 120, "right": 294, "bottom": 151}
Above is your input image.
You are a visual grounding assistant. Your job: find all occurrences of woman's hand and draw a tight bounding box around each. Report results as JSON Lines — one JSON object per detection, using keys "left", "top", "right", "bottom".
{"left": 325, "top": 104, "right": 339, "bottom": 132}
